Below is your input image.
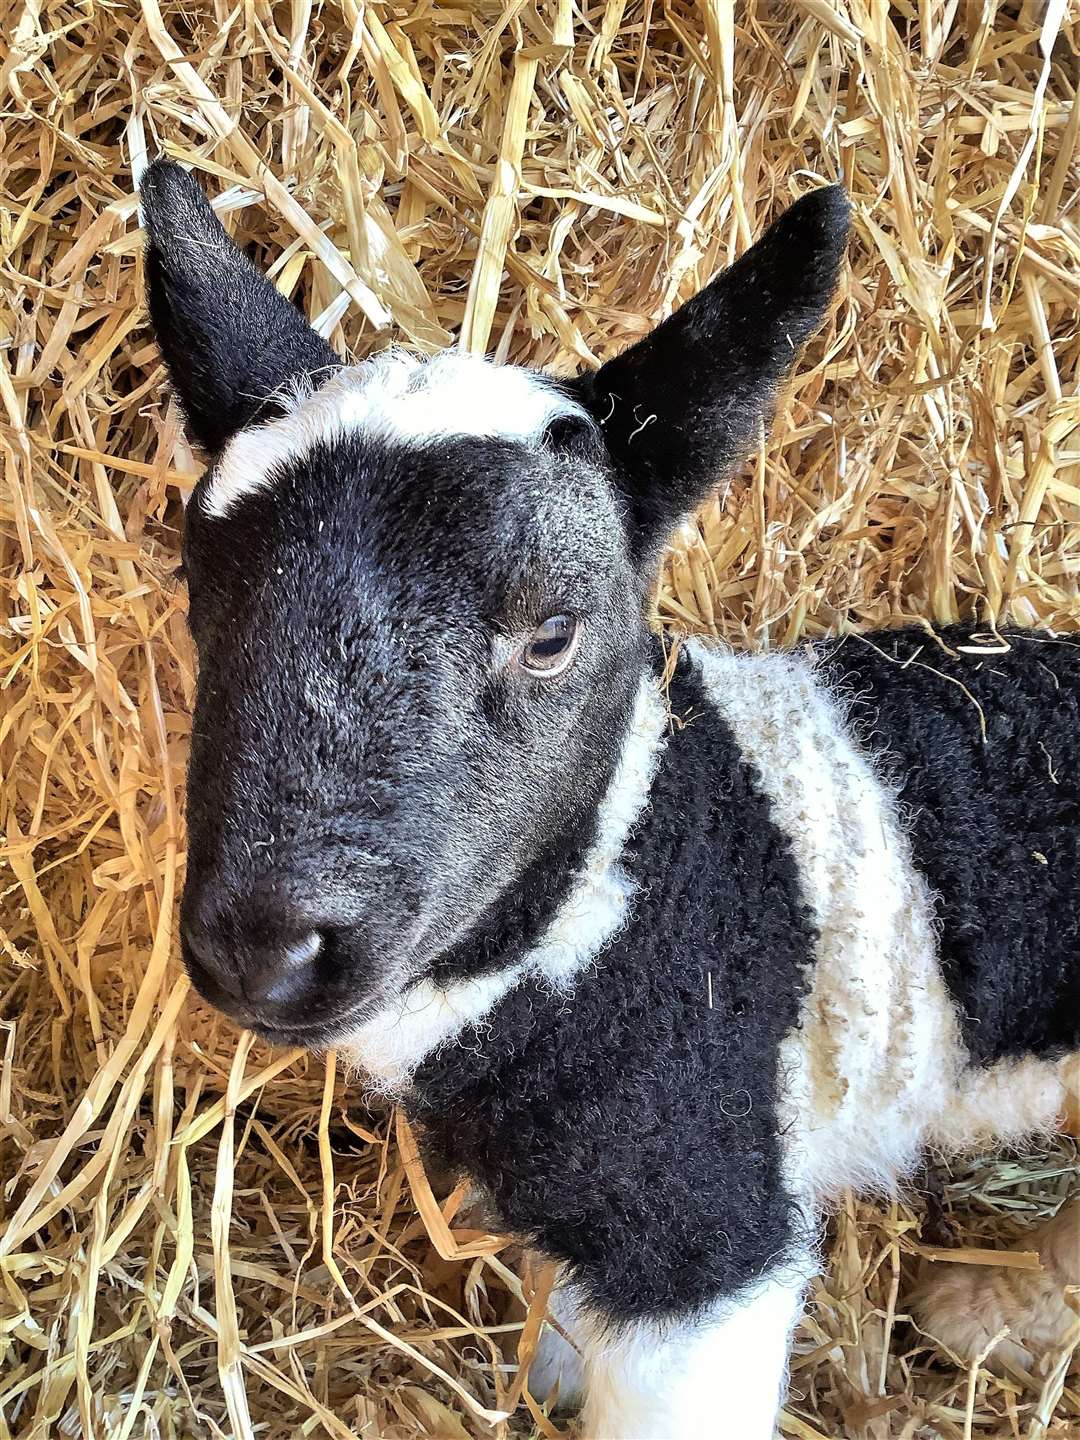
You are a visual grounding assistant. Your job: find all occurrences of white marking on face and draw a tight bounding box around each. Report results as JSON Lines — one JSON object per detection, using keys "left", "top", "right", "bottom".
{"left": 570, "top": 1260, "right": 813, "bottom": 1440}
{"left": 202, "top": 350, "right": 587, "bottom": 518}
{"left": 338, "top": 674, "right": 669, "bottom": 1091}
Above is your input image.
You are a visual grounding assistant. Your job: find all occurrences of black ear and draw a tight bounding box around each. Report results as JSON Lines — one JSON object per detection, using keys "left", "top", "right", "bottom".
{"left": 140, "top": 160, "right": 341, "bottom": 454}
{"left": 569, "top": 186, "right": 850, "bottom": 555}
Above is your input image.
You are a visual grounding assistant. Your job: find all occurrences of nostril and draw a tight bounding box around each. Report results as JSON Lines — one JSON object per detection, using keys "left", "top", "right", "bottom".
{"left": 244, "top": 930, "right": 324, "bottom": 1007}
{"left": 281, "top": 932, "right": 323, "bottom": 971}
{"left": 182, "top": 921, "right": 240, "bottom": 998}
{"left": 182, "top": 905, "right": 326, "bottom": 1015}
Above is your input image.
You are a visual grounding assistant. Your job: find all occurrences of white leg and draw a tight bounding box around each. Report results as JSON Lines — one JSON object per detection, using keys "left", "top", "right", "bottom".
{"left": 577, "top": 1264, "right": 811, "bottom": 1440}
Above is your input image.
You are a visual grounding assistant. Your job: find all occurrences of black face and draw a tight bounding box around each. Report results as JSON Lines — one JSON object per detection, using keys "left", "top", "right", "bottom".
{"left": 178, "top": 422, "right": 644, "bottom": 1042}
{"left": 140, "top": 160, "right": 849, "bottom": 1043}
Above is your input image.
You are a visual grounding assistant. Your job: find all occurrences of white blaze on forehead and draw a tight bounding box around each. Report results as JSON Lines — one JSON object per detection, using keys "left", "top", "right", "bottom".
{"left": 202, "top": 350, "right": 586, "bottom": 518}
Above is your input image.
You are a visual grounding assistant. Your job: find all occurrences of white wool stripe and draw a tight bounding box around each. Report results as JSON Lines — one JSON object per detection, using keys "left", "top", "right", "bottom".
{"left": 685, "top": 639, "right": 959, "bottom": 1202}
{"left": 339, "top": 674, "right": 669, "bottom": 1091}
{"left": 202, "top": 351, "right": 585, "bottom": 518}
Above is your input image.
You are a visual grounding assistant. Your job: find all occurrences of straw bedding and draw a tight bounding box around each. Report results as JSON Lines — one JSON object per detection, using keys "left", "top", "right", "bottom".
{"left": 1, "top": 0, "right": 1078, "bottom": 1435}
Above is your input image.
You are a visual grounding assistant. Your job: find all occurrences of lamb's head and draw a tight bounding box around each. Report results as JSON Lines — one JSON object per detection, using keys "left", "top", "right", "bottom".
{"left": 142, "top": 161, "right": 848, "bottom": 1045}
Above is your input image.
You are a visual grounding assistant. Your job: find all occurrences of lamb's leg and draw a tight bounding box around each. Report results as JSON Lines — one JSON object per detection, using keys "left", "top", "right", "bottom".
{"left": 575, "top": 1261, "right": 813, "bottom": 1440}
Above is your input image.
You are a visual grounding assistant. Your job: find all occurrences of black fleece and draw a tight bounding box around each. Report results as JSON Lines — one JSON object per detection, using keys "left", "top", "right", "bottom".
{"left": 407, "top": 651, "right": 817, "bottom": 1322}
{"left": 816, "top": 626, "right": 1080, "bottom": 1064}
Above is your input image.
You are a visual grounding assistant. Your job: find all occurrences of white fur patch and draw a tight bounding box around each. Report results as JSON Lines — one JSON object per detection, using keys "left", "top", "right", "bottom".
{"left": 528, "top": 1284, "right": 587, "bottom": 1413}
{"left": 574, "top": 1262, "right": 812, "bottom": 1440}
{"left": 339, "top": 675, "right": 668, "bottom": 1091}
{"left": 202, "top": 351, "right": 585, "bottom": 517}
{"left": 686, "top": 640, "right": 961, "bottom": 1202}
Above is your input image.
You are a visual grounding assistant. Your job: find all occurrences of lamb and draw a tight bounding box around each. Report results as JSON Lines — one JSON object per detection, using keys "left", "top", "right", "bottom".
{"left": 139, "top": 158, "right": 1080, "bottom": 1438}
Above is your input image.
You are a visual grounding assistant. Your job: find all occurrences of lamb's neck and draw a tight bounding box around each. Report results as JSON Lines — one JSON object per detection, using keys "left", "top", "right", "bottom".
{"left": 339, "top": 666, "right": 669, "bottom": 1093}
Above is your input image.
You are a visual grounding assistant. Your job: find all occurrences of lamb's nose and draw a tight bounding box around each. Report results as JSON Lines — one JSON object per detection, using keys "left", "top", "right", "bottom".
{"left": 182, "top": 914, "right": 324, "bottom": 1015}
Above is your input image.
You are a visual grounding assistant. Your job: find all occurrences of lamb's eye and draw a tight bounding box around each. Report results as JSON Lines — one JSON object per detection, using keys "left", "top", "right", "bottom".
{"left": 517, "top": 615, "right": 579, "bottom": 677}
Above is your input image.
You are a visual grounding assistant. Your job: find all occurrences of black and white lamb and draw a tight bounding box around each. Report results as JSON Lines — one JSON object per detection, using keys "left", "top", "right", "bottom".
{"left": 140, "top": 160, "right": 1080, "bottom": 1439}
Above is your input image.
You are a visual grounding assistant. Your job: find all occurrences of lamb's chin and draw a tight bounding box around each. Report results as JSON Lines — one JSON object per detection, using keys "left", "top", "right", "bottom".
{"left": 247, "top": 995, "right": 381, "bottom": 1052}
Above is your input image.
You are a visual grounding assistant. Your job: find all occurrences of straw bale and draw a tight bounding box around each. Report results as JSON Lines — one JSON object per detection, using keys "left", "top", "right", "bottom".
{"left": 1, "top": 0, "right": 1078, "bottom": 1435}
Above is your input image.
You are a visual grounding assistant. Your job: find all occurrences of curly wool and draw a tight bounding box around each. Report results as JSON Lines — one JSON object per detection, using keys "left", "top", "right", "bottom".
{"left": 408, "top": 650, "right": 818, "bottom": 1321}
{"left": 816, "top": 627, "right": 1080, "bottom": 1064}
{"left": 401, "top": 626, "right": 1080, "bottom": 1326}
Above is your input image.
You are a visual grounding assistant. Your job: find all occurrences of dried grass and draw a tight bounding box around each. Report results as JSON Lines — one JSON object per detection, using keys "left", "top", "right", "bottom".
{"left": 1, "top": 0, "right": 1079, "bottom": 1436}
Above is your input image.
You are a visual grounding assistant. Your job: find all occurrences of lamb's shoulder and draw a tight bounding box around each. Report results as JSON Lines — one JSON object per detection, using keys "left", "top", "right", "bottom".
{"left": 684, "top": 636, "right": 955, "bottom": 1197}
{"left": 405, "top": 651, "right": 819, "bottom": 1321}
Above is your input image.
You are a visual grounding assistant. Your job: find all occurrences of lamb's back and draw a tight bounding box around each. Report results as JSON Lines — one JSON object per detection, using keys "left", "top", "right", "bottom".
{"left": 815, "top": 626, "right": 1080, "bottom": 1064}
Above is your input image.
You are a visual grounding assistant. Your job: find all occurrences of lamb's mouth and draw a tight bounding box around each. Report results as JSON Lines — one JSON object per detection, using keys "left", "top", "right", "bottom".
{"left": 246, "top": 1001, "right": 371, "bottom": 1049}
{"left": 189, "top": 980, "right": 381, "bottom": 1049}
